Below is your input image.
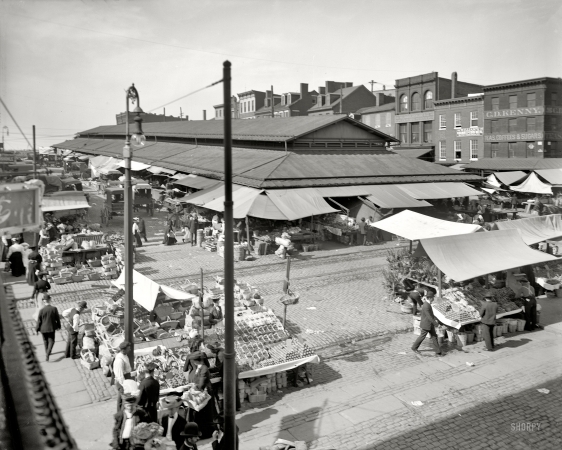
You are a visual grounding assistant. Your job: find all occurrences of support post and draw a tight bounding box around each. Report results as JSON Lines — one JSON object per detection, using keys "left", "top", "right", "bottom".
{"left": 200, "top": 268, "right": 205, "bottom": 340}
{"left": 123, "top": 94, "right": 134, "bottom": 366}
{"left": 245, "top": 216, "right": 253, "bottom": 252}
{"left": 32, "top": 125, "right": 37, "bottom": 179}
{"left": 222, "top": 60, "right": 237, "bottom": 449}
{"left": 437, "top": 268, "right": 442, "bottom": 298}
{"left": 409, "top": 240, "right": 413, "bottom": 254}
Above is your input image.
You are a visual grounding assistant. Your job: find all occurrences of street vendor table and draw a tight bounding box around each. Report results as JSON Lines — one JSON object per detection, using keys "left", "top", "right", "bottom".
{"left": 490, "top": 208, "right": 518, "bottom": 220}
{"left": 288, "top": 232, "right": 315, "bottom": 244}
{"left": 62, "top": 245, "right": 110, "bottom": 265}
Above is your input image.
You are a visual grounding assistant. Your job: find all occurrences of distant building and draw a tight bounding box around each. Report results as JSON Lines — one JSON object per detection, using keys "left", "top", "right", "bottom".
{"left": 483, "top": 77, "right": 562, "bottom": 159}
{"left": 214, "top": 96, "right": 239, "bottom": 120}
{"left": 308, "top": 81, "right": 377, "bottom": 116}
{"left": 433, "top": 94, "right": 484, "bottom": 164}
{"left": 255, "top": 83, "right": 318, "bottom": 118}
{"left": 394, "top": 72, "right": 483, "bottom": 158}
{"left": 116, "top": 112, "right": 185, "bottom": 125}
{"left": 354, "top": 103, "right": 396, "bottom": 137}
{"left": 237, "top": 90, "right": 266, "bottom": 119}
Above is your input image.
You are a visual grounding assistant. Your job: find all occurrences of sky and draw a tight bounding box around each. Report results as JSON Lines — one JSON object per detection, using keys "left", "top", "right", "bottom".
{"left": 0, "top": 0, "right": 561, "bottom": 148}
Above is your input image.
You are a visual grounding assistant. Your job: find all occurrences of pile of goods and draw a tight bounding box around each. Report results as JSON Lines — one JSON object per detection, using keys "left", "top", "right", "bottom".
{"left": 134, "top": 346, "right": 189, "bottom": 390}
{"left": 237, "top": 365, "right": 310, "bottom": 404}
{"left": 105, "top": 233, "right": 136, "bottom": 270}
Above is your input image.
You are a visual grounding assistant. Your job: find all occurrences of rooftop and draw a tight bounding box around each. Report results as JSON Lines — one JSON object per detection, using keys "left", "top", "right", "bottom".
{"left": 464, "top": 158, "right": 562, "bottom": 171}
{"left": 355, "top": 103, "right": 396, "bottom": 115}
{"left": 484, "top": 77, "right": 562, "bottom": 91}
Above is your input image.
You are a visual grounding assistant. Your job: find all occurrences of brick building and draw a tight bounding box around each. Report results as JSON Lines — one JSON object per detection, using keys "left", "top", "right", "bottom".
{"left": 433, "top": 94, "right": 484, "bottom": 164}
{"left": 483, "top": 77, "right": 562, "bottom": 158}
{"left": 255, "top": 83, "right": 318, "bottom": 118}
{"left": 237, "top": 90, "right": 266, "bottom": 119}
{"left": 213, "top": 96, "right": 239, "bottom": 120}
{"left": 394, "top": 72, "right": 483, "bottom": 155}
{"left": 307, "top": 81, "right": 377, "bottom": 116}
{"left": 355, "top": 103, "right": 396, "bottom": 137}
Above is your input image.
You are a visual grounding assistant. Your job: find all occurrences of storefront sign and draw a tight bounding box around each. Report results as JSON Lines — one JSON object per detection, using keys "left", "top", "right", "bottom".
{"left": 456, "top": 127, "right": 483, "bottom": 137}
{"left": 0, "top": 155, "right": 15, "bottom": 163}
{"left": 395, "top": 111, "right": 434, "bottom": 123}
{"left": 0, "top": 184, "right": 41, "bottom": 235}
{"left": 485, "top": 133, "right": 543, "bottom": 142}
{"left": 485, "top": 107, "right": 544, "bottom": 118}
{"left": 546, "top": 107, "right": 562, "bottom": 115}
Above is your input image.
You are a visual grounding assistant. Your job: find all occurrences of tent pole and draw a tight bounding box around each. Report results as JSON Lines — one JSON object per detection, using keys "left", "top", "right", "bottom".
{"left": 282, "top": 256, "right": 291, "bottom": 329}
{"left": 437, "top": 268, "right": 442, "bottom": 297}
{"left": 409, "top": 240, "right": 412, "bottom": 254}
{"left": 200, "top": 268, "right": 205, "bottom": 340}
{"left": 245, "top": 216, "right": 253, "bottom": 253}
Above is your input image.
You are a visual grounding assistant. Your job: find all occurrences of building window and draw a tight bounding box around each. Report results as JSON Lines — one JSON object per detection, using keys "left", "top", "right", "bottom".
{"left": 508, "top": 119, "right": 518, "bottom": 133}
{"left": 509, "top": 95, "right": 518, "bottom": 109}
{"left": 411, "top": 123, "right": 420, "bottom": 143}
{"left": 386, "top": 112, "right": 392, "bottom": 124}
{"left": 550, "top": 116, "right": 558, "bottom": 131}
{"left": 526, "top": 142, "right": 535, "bottom": 157}
{"left": 439, "top": 114, "right": 446, "bottom": 130}
{"left": 424, "top": 91, "right": 433, "bottom": 109}
{"left": 527, "top": 93, "right": 536, "bottom": 108}
{"left": 491, "top": 142, "right": 499, "bottom": 158}
{"left": 526, "top": 117, "right": 536, "bottom": 132}
{"left": 552, "top": 92, "right": 558, "bottom": 106}
{"left": 454, "top": 113, "right": 461, "bottom": 128}
{"left": 374, "top": 114, "right": 381, "bottom": 128}
{"left": 491, "top": 120, "right": 499, "bottom": 133}
{"left": 439, "top": 141, "right": 447, "bottom": 160}
{"left": 400, "top": 95, "right": 408, "bottom": 112}
{"left": 492, "top": 97, "right": 499, "bottom": 111}
{"left": 423, "top": 121, "right": 432, "bottom": 143}
{"left": 399, "top": 124, "right": 407, "bottom": 143}
{"left": 411, "top": 93, "right": 421, "bottom": 111}
{"left": 470, "top": 111, "right": 478, "bottom": 127}
{"left": 508, "top": 142, "right": 516, "bottom": 158}
{"left": 470, "top": 140, "right": 478, "bottom": 159}
{"left": 454, "top": 141, "right": 462, "bottom": 159}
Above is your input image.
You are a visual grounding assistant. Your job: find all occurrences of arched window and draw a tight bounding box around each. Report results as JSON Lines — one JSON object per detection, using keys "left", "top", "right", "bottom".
{"left": 411, "top": 92, "right": 421, "bottom": 111}
{"left": 424, "top": 91, "right": 433, "bottom": 109}
{"left": 400, "top": 95, "right": 408, "bottom": 112}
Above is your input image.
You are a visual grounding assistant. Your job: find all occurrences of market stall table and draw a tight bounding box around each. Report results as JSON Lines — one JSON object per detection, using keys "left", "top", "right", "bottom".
{"left": 62, "top": 245, "right": 110, "bottom": 265}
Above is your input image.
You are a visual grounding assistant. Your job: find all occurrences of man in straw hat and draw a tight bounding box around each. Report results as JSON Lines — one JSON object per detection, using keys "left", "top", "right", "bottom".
{"left": 113, "top": 341, "right": 137, "bottom": 411}
{"left": 480, "top": 290, "right": 498, "bottom": 351}
{"left": 161, "top": 393, "right": 187, "bottom": 450}
{"left": 63, "top": 300, "right": 87, "bottom": 359}
{"left": 411, "top": 290, "right": 442, "bottom": 356}
{"left": 179, "top": 422, "right": 201, "bottom": 450}
{"left": 35, "top": 294, "right": 61, "bottom": 362}
{"left": 136, "top": 362, "right": 160, "bottom": 423}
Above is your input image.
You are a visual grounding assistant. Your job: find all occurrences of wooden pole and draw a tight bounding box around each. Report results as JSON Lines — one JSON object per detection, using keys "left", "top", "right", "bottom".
{"left": 32, "top": 125, "right": 37, "bottom": 179}
{"left": 437, "top": 268, "right": 442, "bottom": 297}
{"left": 283, "top": 255, "right": 291, "bottom": 294}
{"left": 245, "top": 216, "right": 253, "bottom": 252}
{"left": 200, "top": 267, "right": 205, "bottom": 340}
{"left": 409, "top": 240, "right": 413, "bottom": 254}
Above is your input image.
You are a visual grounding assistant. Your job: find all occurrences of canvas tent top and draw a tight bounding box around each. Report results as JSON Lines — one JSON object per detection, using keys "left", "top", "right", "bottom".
{"left": 42, "top": 192, "right": 90, "bottom": 212}
{"left": 147, "top": 166, "right": 176, "bottom": 176}
{"left": 534, "top": 169, "right": 562, "bottom": 186}
{"left": 112, "top": 270, "right": 196, "bottom": 311}
{"left": 415, "top": 229, "right": 558, "bottom": 282}
{"left": 493, "top": 214, "right": 562, "bottom": 245}
{"left": 364, "top": 185, "right": 432, "bottom": 209}
{"left": 373, "top": 210, "right": 482, "bottom": 241}
{"left": 494, "top": 171, "right": 527, "bottom": 186}
{"left": 396, "top": 182, "right": 481, "bottom": 200}
{"left": 117, "top": 160, "right": 151, "bottom": 171}
{"left": 173, "top": 174, "right": 220, "bottom": 190}
{"left": 510, "top": 172, "right": 552, "bottom": 194}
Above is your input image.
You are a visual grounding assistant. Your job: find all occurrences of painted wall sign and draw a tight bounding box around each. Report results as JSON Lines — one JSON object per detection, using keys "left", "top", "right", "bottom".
{"left": 395, "top": 111, "right": 434, "bottom": 123}
{"left": 485, "top": 107, "right": 544, "bottom": 118}
{"left": 485, "top": 133, "right": 543, "bottom": 141}
{"left": 545, "top": 132, "right": 562, "bottom": 140}
{"left": 0, "top": 184, "right": 41, "bottom": 235}
{"left": 456, "top": 127, "right": 483, "bottom": 137}
{"left": 546, "top": 107, "right": 562, "bottom": 115}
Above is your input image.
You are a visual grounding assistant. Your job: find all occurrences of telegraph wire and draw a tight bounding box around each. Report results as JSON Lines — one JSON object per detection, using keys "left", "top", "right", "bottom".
{"left": 0, "top": 95, "right": 33, "bottom": 148}
{"left": 148, "top": 79, "right": 223, "bottom": 112}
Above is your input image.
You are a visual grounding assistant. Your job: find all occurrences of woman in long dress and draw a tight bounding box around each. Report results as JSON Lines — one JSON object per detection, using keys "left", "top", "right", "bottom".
{"left": 163, "top": 224, "right": 177, "bottom": 246}
{"left": 7, "top": 238, "right": 26, "bottom": 277}
{"left": 26, "top": 248, "right": 43, "bottom": 286}
{"left": 1, "top": 232, "right": 13, "bottom": 264}
{"left": 185, "top": 351, "right": 216, "bottom": 439}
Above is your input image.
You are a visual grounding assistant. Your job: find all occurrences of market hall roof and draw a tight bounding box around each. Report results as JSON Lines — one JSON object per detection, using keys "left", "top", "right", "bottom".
{"left": 464, "top": 158, "right": 562, "bottom": 171}
{"left": 53, "top": 137, "right": 482, "bottom": 189}
{"left": 76, "top": 115, "right": 400, "bottom": 144}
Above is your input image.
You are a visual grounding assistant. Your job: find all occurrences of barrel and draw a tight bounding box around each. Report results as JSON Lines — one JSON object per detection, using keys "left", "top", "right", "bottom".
{"left": 196, "top": 229, "right": 205, "bottom": 247}
{"left": 234, "top": 245, "right": 246, "bottom": 262}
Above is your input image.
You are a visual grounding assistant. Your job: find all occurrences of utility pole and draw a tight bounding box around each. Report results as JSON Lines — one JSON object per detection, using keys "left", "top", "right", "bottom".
{"left": 163, "top": 107, "right": 166, "bottom": 122}
{"left": 180, "top": 107, "right": 183, "bottom": 120}
{"left": 369, "top": 80, "right": 376, "bottom": 93}
{"left": 32, "top": 125, "right": 37, "bottom": 179}
{"left": 339, "top": 86, "right": 343, "bottom": 114}
{"left": 271, "top": 85, "right": 275, "bottom": 118}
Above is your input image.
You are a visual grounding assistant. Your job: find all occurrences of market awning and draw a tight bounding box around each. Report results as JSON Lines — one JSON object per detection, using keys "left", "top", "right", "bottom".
{"left": 415, "top": 229, "right": 558, "bottom": 282}
{"left": 202, "top": 186, "right": 264, "bottom": 218}
{"left": 41, "top": 192, "right": 90, "bottom": 212}
{"left": 173, "top": 174, "right": 220, "bottom": 190}
{"left": 510, "top": 172, "right": 552, "bottom": 195}
{"left": 363, "top": 185, "right": 432, "bottom": 208}
{"left": 494, "top": 171, "right": 527, "bottom": 186}
{"left": 77, "top": 155, "right": 90, "bottom": 161}
{"left": 147, "top": 166, "right": 176, "bottom": 176}
{"left": 485, "top": 174, "right": 502, "bottom": 189}
{"left": 112, "top": 270, "right": 196, "bottom": 311}
{"left": 396, "top": 182, "right": 482, "bottom": 200}
{"left": 534, "top": 169, "right": 562, "bottom": 185}
{"left": 265, "top": 189, "right": 339, "bottom": 220}
{"left": 373, "top": 210, "right": 482, "bottom": 241}
{"left": 493, "top": 214, "right": 562, "bottom": 245}
{"left": 310, "top": 186, "right": 373, "bottom": 197}
{"left": 117, "top": 160, "right": 151, "bottom": 171}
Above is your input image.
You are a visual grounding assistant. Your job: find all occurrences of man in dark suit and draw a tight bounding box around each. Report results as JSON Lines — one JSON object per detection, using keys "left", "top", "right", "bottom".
{"left": 189, "top": 213, "right": 199, "bottom": 246}
{"left": 138, "top": 217, "right": 148, "bottom": 243}
{"left": 35, "top": 295, "right": 61, "bottom": 361}
{"left": 411, "top": 291, "right": 442, "bottom": 355}
{"left": 136, "top": 362, "right": 160, "bottom": 423}
{"left": 160, "top": 394, "right": 187, "bottom": 450}
{"left": 480, "top": 290, "right": 498, "bottom": 351}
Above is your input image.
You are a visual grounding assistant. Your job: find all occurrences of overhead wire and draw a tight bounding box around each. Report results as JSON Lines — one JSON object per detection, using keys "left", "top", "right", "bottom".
{"left": 0, "top": 95, "right": 33, "bottom": 148}
{"left": 147, "top": 78, "right": 223, "bottom": 112}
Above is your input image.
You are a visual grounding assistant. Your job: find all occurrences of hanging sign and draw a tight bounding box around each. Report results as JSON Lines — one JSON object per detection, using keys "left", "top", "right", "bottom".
{"left": 0, "top": 183, "right": 41, "bottom": 235}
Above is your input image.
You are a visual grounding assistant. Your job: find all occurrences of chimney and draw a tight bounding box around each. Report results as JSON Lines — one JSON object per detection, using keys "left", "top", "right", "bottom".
{"left": 203, "top": 110, "right": 206, "bottom": 120}
{"left": 271, "top": 85, "right": 274, "bottom": 118}
{"left": 300, "top": 83, "right": 308, "bottom": 99}
{"left": 319, "top": 87, "right": 325, "bottom": 95}
{"left": 451, "top": 72, "right": 457, "bottom": 99}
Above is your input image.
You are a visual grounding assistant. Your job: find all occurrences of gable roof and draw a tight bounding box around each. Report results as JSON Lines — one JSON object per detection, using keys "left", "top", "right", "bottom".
{"left": 77, "top": 116, "right": 399, "bottom": 143}
{"left": 308, "top": 86, "right": 371, "bottom": 112}
{"left": 355, "top": 103, "right": 396, "bottom": 114}
{"left": 53, "top": 137, "right": 481, "bottom": 189}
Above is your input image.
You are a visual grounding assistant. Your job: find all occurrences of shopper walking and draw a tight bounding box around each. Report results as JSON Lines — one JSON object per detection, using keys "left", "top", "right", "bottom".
{"left": 160, "top": 394, "right": 187, "bottom": 450}
{"left": 189, "top": 213, "right": 199, "bottom": 246}
{"left": 35, "top": 295, "right": 61, "bottom": 361}
{"left": 64, "top": 300, "right": 87, "bottom": 359}
{"left": 132, "top": 218, "right": 143, "bottom": 247}
{"left": 26, "top": 247, "right": 43, "bottom": 286}
{"left": 138, "top": 217, "right": 148, "bottom": 243}
{"left": 523, "top": 295, "right": 537, "bottom": 331}
{"left": 479, "top": 291, "right": 498, "bottom": 351}
{"left": 357, "top": 217, "right": 367, "bottom": 246}
{"left": 113, "top": 341, "right": 136, "bottom": 412}
{"left": 136, "top": 362, "right": 160, "bottom": 423}
{"left": 411, "top": 292, "right": 442, "bottom": 355}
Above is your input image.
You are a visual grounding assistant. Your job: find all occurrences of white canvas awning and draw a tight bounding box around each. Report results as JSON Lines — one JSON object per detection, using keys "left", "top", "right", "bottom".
{"left": 373, "top": 210, "right": 482, "bottom": 241}
{"left": 396, "top": 182, "right": 482, "bottom": 200}
{"left": 41, "top": 192, "right": 90, "bottom": 212}
{"left": 118, "top": 160, "right": 151, "bottom": 171}
{"left": 147, "top": 166, "right": 176, "bottom": 176}
{"left": 510, "top": 172, "right": 552, "bottom": 194}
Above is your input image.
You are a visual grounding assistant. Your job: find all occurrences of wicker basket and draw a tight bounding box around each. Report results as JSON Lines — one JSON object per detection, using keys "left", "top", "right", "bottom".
{"left": 71, "top": 274, "right": 86, "bottom": 283}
